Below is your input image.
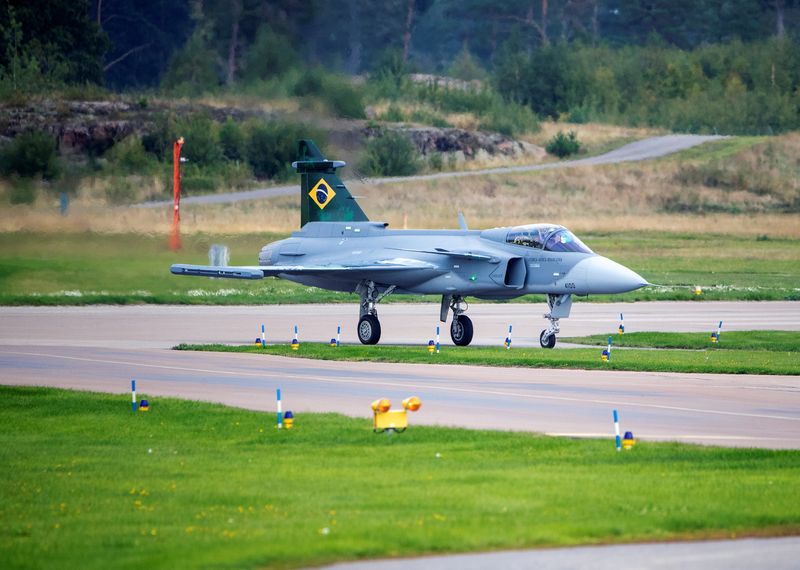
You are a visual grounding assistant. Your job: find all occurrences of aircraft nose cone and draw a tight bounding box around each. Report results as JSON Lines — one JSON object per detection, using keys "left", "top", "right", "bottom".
{"left": 585, "top": 256, "right": 648, "bottom": 294}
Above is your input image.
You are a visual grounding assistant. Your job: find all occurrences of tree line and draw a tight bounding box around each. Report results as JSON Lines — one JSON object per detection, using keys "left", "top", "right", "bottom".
{"left": 2, "top": 1, "right": 800, "bottom": 135}
{"left": 494, "top": 36, "right": 800, "bottom": 133}
{"left": 2, "top": 0, "right": 798, "bottom": 89}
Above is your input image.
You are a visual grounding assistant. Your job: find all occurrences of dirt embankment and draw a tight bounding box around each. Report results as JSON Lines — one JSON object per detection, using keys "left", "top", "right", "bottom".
{"left": 0, "top": 100, "right": 271, "bottom": 158}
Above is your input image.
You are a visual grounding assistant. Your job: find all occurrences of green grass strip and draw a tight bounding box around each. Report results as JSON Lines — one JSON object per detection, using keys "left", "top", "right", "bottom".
{"left": 562, "top": 331, "right": 800, "bottom": 352}
{"left": 1, "top": 386, "right": 799, "bottom": 570}
{"left": 176, "top": 342, "right": 800, "bottom": 376}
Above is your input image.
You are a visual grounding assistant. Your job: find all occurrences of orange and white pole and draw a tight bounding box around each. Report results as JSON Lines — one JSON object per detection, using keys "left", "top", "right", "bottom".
{"left": 170, "top": 137, "right": 184, "bottom": 251}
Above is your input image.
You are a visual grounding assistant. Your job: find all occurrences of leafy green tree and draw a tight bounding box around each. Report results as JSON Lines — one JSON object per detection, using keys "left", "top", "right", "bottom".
{"left": 161, "top": 30, "right": 219, "bottom": 93}
{"left": 219, "top": 118, "right": 245, "bottom": 161}
{"left": 0, "top": 6, "right": 50, "bottom": 99}
{"left": 361, "top": 131, "right": 421, "bottom": 176}
{"left": 0, "top": 131, "right": 60, "bottom": 179}
{"left": 96, "top": 0, "right": 193, "bottom": 89}
{"left": 494, "top": 41, "right": 571, "bottom": 118}
{"left": 245, "top": 121, "right": 314, "bottom": 180}
{"left": 447, "top": 44, "right": 488, "bottom": 81}
{"left": 141, "top": 114, "right": 178, "bottom": 161}
{"left": 104, "top": 136, "right": 157, "bottom": 174}
{"left": 240, "top": 25, "right": 299, "bottom": 82}
{"left": 371, "top": 48, "right": 410, "bottom": 88}
{"left": 0, "top": 0, "right": 108, "bottom": 84}
{"left": 178, "top": 115, "right": 223, "bottom": 166}
{"left": 546, "top": 130, "right": 581, "bottom": 158}
{"left": 193, "top": 0, "right": 315, "bottom": 86}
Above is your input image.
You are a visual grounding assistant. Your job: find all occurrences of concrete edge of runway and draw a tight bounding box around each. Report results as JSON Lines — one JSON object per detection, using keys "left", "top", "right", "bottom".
{"left": 317, "top": 536, "right": 800, "bottom": 570}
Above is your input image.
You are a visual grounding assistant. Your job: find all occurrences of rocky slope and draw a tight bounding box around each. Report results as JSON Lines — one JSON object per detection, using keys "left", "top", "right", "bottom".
{"left": 0, "top": 99, "right": 543, "bottom": 163}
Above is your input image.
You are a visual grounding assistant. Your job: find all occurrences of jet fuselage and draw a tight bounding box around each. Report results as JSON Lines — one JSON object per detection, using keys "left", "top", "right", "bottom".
{"left": 259, "top": 221, "right": 646, "bottom": 298}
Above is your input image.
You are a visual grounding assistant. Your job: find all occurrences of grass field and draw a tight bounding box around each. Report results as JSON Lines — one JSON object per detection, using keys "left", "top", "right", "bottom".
{"left": 176, "top": 335, "right": 800, "bottom": 376}
{"left": 1, "top": 387, "right": 799, "bottom": 570}
{"left": 562, "top": 331, "right": 800, "bottom": 352}
{"left": 3, "top": 135, "right": 800, "bottom": 237}
{"left": 1, "top": 231, "right": 798, "bottom": 305}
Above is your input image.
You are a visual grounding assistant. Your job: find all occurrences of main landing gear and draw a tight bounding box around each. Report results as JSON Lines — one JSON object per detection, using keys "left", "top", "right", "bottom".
{"left": 358, "top": 314, "right": 381, "bottom": 345}
{"left": 442, "top": 295, "right": 474, "bottom": 346}
{"left": 356, "top": 281, "right": 395, "bottom": 345}
{"left": 539, "top": 293, "right": 572, "bottom": 349}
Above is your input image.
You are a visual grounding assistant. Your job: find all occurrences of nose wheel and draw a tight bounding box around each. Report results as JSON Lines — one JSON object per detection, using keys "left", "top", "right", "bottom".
{"left": 539, "top": 329, "right": 556, "bottom": 349}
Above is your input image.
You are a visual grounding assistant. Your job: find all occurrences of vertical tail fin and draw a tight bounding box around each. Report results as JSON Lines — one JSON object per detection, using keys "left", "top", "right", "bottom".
{"left": 293, "top": 139, "right": 368, "bottom": 227}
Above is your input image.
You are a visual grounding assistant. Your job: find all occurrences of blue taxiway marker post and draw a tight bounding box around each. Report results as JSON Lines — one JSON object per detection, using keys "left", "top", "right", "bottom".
{"left": 618, "top": 313, "right": 625, "bottom": 334}
{"left": 505, "top": 324, "right": 513, "bottom": 349}
{"left": 131, "top": 380, "right": 137, "bottom": 412}
{"left": 336, "top": 324, "right": 341, "bottom": 347}
{"left": 712, "top": 320, "right": 723, "bottom": 344}
{"left": 261, "top": 324, "right": 266, "bottom": 347}
{"left": 276, "top": 389, "right": 283, "bottom": 429}
{"left": 602, "top": 336, "right": 612, "bottom": 362}
{"left": 435, "top": 326, "right": 440, "bottom": 354}
{"left": 613, "top": 409, "right": 621, "bottom": 452}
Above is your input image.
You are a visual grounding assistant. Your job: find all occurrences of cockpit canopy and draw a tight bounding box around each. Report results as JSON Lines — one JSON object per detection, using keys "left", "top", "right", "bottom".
{"left": 506, "top": 224, "right": 593, "bottom": 254}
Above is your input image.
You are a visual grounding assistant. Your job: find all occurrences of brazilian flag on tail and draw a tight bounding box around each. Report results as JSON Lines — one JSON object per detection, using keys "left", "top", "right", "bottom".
{"left": 293, "top": 140, "right": 369, "bottom": 227}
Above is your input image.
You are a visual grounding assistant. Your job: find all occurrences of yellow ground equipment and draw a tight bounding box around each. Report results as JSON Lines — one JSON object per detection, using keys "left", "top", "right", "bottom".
{"left": 371, "top": 396, "right": 421, "bottom": 432}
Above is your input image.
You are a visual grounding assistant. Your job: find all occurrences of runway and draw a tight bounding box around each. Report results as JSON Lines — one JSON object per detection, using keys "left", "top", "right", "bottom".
{"left": 1, "top": 302, "right": 798, "bottom": 449}
{"left": 1, "top": 301, "right": 798, "bottom": 349}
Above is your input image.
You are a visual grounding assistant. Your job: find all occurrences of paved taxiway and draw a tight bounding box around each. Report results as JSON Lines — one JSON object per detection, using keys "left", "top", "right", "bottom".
{"left": 1, "top": 302, "right": 798, "bottom": 449}
{"left": 1, "top": 301, "right": 797, "bottom": 349}
{"left": 322, "top": 536, "right": 800, "bottom": 570}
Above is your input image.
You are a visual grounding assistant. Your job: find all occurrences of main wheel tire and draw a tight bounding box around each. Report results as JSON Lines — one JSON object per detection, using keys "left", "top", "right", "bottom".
{"left": 357, "top": 314, "right": 381, "bottom": 345}
{"left": 540, "top": 329, "right": 556, "bottom": 349}
{"left": 450, "top": 315, "right": 474, "bottom": 346}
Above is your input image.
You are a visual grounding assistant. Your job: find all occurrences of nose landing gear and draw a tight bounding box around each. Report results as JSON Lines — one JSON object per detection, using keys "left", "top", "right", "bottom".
{"left": 540, "top": 293, "right": 572, "bottom": 349}
{"left": 539, "top": 323, "right": 558, "bottom": 349}
{"left": 441, "top": 294, "right": 474, "bottom": 346}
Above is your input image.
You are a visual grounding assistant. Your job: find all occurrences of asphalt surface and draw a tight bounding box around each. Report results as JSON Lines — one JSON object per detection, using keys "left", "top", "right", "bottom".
{"left": 2, "top": 301, "right": 796, "bottom": 349}
{"left": 139, "top": 135, "right": 724, "bottom": 208}
{"left": 321, "top": 537, "right": 800, "bottom": 570}
{"left": 1, "top": 302, "right": 798, "bottom": 449}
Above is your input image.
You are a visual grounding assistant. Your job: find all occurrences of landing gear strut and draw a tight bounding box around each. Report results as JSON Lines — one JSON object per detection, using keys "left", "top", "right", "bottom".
{"left": 540, "top": 293, "right": 572, "bottom": 349}
{"left": 356, "top": 281, "right": 395, "bottom": 345}
{"left": 442, "top": 295, "right": 473, "bottom": 346}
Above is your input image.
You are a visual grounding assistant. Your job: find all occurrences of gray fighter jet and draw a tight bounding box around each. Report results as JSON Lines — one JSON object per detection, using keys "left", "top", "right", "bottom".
{"left": 171, "top": 140, "right": 648, "bottom": 347}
